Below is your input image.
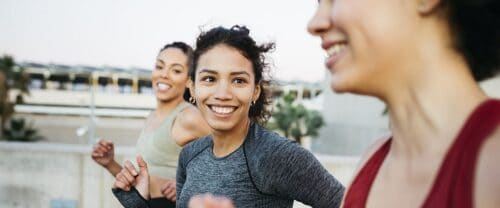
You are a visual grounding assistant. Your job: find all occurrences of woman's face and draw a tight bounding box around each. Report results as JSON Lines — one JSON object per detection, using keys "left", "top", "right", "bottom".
{"left": 152, "top": 48, "right": 190, "bottom": 103}
{"left": 191, "top": 44, "right": 260, "bottom": 133}
{"left": 308, "top": 0, "right": 420, "bottom": 95}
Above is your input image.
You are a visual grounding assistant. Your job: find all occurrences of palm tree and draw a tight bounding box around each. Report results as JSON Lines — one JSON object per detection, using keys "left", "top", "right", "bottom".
{"left": 0, "top": 55, "right": 30, "bottom": 136}
{"left": 3, "top": 117, "right": 44, "bottom": 142}
{"left": 268, "top": 92, "right": 325, "bottom": 144}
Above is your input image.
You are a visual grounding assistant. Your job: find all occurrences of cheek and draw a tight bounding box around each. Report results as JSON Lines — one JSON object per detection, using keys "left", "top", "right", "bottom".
{"left": 151, "top": 71, "right": 159, "bottom": 80}
{"left": 193, "top": 86, "right": 212, "bottom": 101}
{"left": 172, "top": 74, "right": 189, "bottom": 85}
{"left": 238, "top": 88, "right": 257, "bottom": 104}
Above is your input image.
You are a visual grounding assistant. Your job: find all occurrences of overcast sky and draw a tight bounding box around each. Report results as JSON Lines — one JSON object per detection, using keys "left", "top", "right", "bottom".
{"left": 0, "top": 0, "right": 327, "bottom": 82}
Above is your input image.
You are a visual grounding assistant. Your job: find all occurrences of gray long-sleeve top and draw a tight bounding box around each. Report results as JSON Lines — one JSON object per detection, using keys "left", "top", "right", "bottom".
{"left": 113, "top": 123, "right": 344, "bottom": 208}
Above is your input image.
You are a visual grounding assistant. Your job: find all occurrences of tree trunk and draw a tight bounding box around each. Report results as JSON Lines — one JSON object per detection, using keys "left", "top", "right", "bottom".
{"left": 0, "top": 73, "right": 8, "bottom": 136}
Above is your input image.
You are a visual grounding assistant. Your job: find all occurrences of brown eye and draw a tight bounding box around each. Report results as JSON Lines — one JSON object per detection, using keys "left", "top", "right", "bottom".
{"left": 201, "top": 76, "right": 215, "bottom": 82}
{"left": 233, "top": 78, "right": 247, "bottom": 85}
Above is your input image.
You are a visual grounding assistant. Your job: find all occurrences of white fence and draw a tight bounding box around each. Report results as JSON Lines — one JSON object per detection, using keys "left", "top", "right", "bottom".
{"left": 0, "top": 141, "right": 358, "bottom": 208}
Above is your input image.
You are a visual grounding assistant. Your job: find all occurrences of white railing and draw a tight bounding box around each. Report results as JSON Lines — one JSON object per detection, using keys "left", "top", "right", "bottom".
{"left": 0, "top": 141, "right": 358, "bottom": 208}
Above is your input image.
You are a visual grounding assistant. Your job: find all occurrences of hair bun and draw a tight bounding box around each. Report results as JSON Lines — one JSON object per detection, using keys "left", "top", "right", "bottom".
{"left": 230, "top": 25, "right": 250, "bottom": 35}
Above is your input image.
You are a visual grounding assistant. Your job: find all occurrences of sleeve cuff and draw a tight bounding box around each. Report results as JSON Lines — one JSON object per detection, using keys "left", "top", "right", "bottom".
{"left": 112, "top": 187, "right": 150, "bottom": 208}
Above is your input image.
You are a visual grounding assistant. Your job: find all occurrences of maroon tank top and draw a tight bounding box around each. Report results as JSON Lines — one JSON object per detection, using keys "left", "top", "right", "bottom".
{"left": 344, "top": 99, "right": 500, "bottom": 208}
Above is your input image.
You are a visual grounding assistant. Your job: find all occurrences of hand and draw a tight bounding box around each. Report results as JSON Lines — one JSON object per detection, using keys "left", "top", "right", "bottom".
{"left": 188, "top": 194, "right": 234, "bottom": 208}
{"left": 161, "top": 179, "right": 176, "bottom": 202}
{"left": 91, "top": 139, "right": 115, "bottom": 167}
{"left": 113, "top": 155, "right": 150, "bottom": 200}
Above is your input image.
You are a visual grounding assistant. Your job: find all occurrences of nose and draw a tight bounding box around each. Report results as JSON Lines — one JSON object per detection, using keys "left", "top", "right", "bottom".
{"left": 307, "top": 1, "right": 332, "bottom": 36}
{"left": 214, "top": 81, "right": 233, "bottom": 101}
{"left": 160, "top": 69, "right": 170, "bottom": 79}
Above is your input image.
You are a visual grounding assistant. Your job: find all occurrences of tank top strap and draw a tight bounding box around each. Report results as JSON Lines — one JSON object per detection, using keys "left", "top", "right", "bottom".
{"left": 424, "top": 99, "right": 500, "bottom": 207}
{"left": 158, "top": 101, "right": 191, "bottom": 128}
{"left": 345, "top": 99, "right": 500, "bottom": 208}
{"left": 343, "top": 138, "right": 392, "bottom": 208}
{"left": 171, "top": 101, "right": 191, "bottom": 117}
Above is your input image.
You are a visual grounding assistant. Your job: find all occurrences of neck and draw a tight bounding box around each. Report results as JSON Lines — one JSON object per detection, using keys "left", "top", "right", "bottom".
{"left": 155, "top": 97, "right": 184, "bottom": 115}
{"left": 384, "top": 43, "right": 487, "bottom": 160}
{"left": 211, "top": 119, "right": 251, "bottom": 157}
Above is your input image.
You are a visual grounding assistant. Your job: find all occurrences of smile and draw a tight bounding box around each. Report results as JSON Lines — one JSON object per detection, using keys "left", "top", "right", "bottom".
{"left": 157, "top": 83, "right": 171, "bottom": 91}
{"left": 209, "top": 105, "right": 237, "bottom": 115}
{"left": 323, "top": 42, "right": 348, "bottom": 70}
{"left": 326, "top": 43, "right": 347, "bottom": 58}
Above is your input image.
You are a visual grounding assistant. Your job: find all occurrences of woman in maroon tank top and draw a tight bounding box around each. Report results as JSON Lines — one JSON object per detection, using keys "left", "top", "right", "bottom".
{"left": 307, "top": 0, "right": 500, "bottom": 207}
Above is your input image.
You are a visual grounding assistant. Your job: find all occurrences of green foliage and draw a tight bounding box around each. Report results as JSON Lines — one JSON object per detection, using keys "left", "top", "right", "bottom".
{"left": 268, "top": 92, "right": 325, "bottom": 144}
{"left": 0, "top": 55, "right": 31, "bottom": 134}
{"left": 2, "top": 117, "right": 44, "bottom": 142}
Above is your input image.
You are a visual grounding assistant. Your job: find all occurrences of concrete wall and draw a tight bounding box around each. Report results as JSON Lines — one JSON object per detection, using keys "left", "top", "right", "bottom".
{"left": 314, "top": 74, "right": 500, "bottom": 156}
{"left": 313, "top": 72, "right": 389, "bottom": 156}
{"left": 0, "top": 141, "right": 357, "bottom": 208}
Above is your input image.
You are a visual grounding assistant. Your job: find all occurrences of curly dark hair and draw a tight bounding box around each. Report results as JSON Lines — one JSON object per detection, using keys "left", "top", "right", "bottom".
{"left": 441, "top": 0, "right": 500, "bottom": 81}
{"left": 190, "top": 25, "right": 275, "bottom": 125}
{"left": 159, "top": 41, "right": 194, "bottom": 102}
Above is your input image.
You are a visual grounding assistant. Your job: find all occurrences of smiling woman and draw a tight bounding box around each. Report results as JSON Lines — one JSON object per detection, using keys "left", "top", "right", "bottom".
{"left": 91, "top": 42, "right": 210, "bottom": 208}
{"left": 308, "top": 0, "right": 500, "bottom": 207}
{"left": 112, "top": 25, "right": 345, "bottom": 208}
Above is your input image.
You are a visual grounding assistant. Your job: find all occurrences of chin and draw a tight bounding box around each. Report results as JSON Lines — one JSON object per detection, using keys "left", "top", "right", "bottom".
{"left": 329, "top": 78, "right": 350, "bottom": 94}
{"left": 156, "top": 95, "right": 174, "bottom": 103}
{"left": 207, "top": 121, "right": 234, "bottom": 132}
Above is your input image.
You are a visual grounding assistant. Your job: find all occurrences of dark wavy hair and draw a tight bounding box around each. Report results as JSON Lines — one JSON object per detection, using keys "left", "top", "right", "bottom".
{"left": 441, "top": 0, "right": 500, "bottom": 81}
{"left": 190, "top": 25, "right": 275, "bottom": 125}
{"left": 159, "top": 41, "right": 194, "bottom": 102}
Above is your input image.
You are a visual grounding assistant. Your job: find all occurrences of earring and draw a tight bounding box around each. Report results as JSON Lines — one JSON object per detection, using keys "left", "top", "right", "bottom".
{"left": 251, "top": 100, "right": 256, "bottom": 106}
{"left": 189, "top": 96, "right": 196, "bottom": 104}
{"left": 418, "top": 2, "right": 428, "bottom": 12}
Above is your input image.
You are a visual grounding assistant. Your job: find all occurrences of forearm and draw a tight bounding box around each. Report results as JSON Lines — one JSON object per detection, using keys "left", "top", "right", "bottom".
{"left": 104, "top": 160, "right": 122, "bottom": 177}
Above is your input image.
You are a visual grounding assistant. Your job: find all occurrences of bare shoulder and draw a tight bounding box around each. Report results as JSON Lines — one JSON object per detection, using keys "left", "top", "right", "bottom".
{"left": 172, "top": 105, "right": 210, "bottom": 146}
{"left": 177, "top": 105, "right": 204, "bottom": 127}
{"left": 475, "top": 126, "right": 500, "bottom": 208}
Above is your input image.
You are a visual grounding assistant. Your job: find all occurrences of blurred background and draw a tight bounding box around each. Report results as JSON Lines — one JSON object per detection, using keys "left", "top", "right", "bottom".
{"left": 1, "top": 0, "right": 499, "bottom": 207}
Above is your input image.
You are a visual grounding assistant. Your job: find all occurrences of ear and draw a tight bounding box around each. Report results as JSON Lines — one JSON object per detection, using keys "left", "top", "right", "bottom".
{"left": 185, "top": 79, "right": 193, "bottom": 89}
{"left": 418, "top": 0, "right": 441, "bottom": 15}
{"left": 188, "top": 80, "right": 195, "bottom": 98}
{"left": 252, "top": 82, "right": 262, "bottom": 103}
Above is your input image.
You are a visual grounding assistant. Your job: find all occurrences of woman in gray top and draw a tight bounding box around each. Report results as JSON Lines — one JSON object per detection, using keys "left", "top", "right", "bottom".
{"left": 112, "top": 25, "right": 344, "bottom": 208}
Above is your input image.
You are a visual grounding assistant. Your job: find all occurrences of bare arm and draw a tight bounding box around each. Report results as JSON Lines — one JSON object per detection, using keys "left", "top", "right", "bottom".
{"left": 91, "top": 139, "right": 122, "bottom": 177}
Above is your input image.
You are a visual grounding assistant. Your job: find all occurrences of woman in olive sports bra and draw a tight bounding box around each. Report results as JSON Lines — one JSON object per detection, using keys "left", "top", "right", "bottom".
{"left": 91, "top": 42, "right": 209, "bottom": 208}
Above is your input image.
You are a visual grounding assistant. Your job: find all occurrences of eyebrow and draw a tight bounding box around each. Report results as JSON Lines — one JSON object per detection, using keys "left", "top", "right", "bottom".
{"left": 198, "top": 69, "right": 250, "bottom": 77}
{"left": 230, "top": 71, "right": 250, "bottom": 77}
{"left": 156, "top": 60, "right": 185, "bottom": 68}
{"left": 169, "top": 63, "right": 185, "bottom": 68}
{"left": 198, "top": 69, "right": 217, "bottom": 74}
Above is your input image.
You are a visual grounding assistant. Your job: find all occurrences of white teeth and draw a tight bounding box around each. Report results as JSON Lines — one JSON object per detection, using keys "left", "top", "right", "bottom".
{"left": 157, "top": 83, "right": 170, "bottom": 90}
{"left": 326, "top": 43, "right": 346, "bottom": 57}
{"left": 210, "top": 106, "right": 236, "bottom": 114}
